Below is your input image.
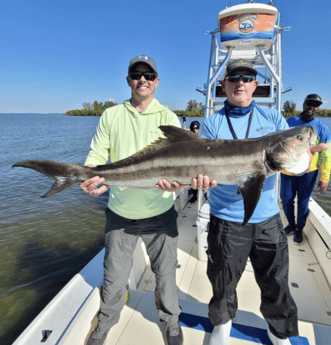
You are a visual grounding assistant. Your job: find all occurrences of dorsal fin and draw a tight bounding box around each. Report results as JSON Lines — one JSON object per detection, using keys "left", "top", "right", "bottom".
{"left": 94, "top": 125, "right": 202, "bottom": 172}
{"left": 159, "top": 125, "right": 202, "bottom": 142}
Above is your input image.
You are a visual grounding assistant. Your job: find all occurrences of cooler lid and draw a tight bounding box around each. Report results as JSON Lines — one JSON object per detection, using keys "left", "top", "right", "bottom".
{"left": 217, "top": 3, "right": 278, "bottom": 23}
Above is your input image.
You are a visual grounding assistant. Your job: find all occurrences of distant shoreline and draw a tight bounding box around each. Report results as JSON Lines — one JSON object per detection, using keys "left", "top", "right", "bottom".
{"left": 1, "top": 112, "right": 331, "bottom": 118}
{"left": 0, "top": 113, "right": 63, "bottom": 115}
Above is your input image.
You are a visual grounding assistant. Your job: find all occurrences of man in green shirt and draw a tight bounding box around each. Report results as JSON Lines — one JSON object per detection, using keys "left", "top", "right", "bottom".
{"left": 81, "top": 55, "right": 183, "bottom": 345}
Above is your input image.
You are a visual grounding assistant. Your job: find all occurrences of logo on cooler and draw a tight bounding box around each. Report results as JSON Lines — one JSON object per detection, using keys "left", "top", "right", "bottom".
{"left": 238, "top": 15, "right": 257, "bottom": 34}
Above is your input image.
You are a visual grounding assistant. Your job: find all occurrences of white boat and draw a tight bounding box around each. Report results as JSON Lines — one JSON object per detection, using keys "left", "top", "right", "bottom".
{"left": 12, "top": 2, "right": 331, "bottom": 344}
{"left": 12, "top": 189, "right": 331, "bottom": 345}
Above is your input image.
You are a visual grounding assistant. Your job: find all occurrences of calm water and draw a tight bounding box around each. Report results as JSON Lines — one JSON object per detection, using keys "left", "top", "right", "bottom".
{"left": 0, "top": 114, "right": 330, "bottom": 344}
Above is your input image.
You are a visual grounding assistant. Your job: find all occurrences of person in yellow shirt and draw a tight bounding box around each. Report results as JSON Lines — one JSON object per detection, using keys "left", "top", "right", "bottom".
{"left": 281, "top": 94, "right": 331, "bottom": 245}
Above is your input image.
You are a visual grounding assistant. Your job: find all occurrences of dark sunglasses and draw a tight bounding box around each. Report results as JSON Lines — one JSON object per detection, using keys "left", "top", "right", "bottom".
{"left": 129, "top": 71, "right": 157, "bottom": 81}
{"left": 225, "top": 74, "right": 255, "bottom": 83}
{"left": 305, "top": 101, "right": 320, "bottom": 107}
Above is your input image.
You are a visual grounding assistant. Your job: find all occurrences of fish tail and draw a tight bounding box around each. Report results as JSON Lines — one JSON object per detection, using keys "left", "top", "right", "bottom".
{"left": 12, "top": 160, "right": 82, "bottom": 197}
{"left": 42, "top": 178, "right": 80, "bottom": 198}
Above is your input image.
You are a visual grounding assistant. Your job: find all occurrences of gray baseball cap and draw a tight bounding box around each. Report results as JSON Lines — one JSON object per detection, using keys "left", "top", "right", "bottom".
{"left": 128, "top": 55, "right": 158, "bottom": 74}
{"left": 225, "top": 59, "right": 257, "bottom": 76}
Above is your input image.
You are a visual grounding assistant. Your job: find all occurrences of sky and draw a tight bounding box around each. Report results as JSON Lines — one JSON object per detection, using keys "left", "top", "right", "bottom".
{"left": 1, "top": 0, "right": 330, "bottom": 113}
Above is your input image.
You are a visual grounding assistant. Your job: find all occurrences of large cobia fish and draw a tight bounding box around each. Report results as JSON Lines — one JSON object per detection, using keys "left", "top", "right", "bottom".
{"left": 13, "top": 125, "right": 317, "bottom": 225}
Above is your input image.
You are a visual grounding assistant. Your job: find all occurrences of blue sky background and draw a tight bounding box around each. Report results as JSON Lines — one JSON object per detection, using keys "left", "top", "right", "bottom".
{"left": 1, "top": 0, "right": 330, "bottom": 113}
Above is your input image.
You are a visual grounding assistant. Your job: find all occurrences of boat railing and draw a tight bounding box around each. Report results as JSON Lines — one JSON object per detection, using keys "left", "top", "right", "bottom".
{"left": 305, "top": 198, "right": 331, "bottom": 289}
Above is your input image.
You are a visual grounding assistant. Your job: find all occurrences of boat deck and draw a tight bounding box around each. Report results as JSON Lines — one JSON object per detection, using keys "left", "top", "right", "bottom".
{"left": 81, "top": 201, "right": 331, "bottom": 345}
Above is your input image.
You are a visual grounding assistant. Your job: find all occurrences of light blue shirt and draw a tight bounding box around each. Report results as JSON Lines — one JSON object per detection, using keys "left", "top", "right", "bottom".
{"left": 200, "top": 104, "right": 288, "bottom": 223}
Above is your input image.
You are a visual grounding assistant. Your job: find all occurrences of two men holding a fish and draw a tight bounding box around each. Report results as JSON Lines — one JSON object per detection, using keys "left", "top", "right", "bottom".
{"left": 157, "top": 60, "right": 327, "bottom": 345}
{"left": 13, "top": 57, "right": 328, "bottom": 345}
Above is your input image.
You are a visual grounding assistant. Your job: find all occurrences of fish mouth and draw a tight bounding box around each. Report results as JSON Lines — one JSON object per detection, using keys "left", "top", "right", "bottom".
{"left": 265, "top": 126, "right": 317, "bottom": 173}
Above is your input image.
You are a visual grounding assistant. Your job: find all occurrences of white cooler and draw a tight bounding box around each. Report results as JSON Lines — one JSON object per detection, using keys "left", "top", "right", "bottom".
{"left": 217, "top": 3, "right": 278, "bottom": 50}
{"left": 196, "top": 200, "right": 210, "bottom": 262}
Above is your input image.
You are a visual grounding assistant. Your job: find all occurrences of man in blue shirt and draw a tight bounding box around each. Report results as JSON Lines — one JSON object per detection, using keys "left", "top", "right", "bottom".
{"left": 156, "top": 60, "right": 326, "bottom": 345}
{"left": 200, "top": 60, "right": 297, "bottom": 345}
{"left": 159, "top": 60, "right": 289, "bottom": 345}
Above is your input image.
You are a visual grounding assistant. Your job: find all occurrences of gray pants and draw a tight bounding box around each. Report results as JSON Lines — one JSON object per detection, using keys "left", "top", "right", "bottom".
{"left": 97, "top": 207, "right": 181, "bottom": 333}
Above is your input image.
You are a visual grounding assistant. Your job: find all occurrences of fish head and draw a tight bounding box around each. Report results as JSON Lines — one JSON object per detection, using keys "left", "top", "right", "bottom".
{"left": 265, "top": 126, "right": 317, "bottom": 174}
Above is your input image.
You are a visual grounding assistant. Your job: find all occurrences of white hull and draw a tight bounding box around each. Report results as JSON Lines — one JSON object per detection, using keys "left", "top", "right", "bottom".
{"left": 12, "top": 187, "right": 331, "bottom": 345}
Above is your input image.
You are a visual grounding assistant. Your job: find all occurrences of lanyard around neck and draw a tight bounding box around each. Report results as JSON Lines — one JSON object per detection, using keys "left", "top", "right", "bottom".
{"left": 224, "top": 108, "right": 254, "bottom": 140}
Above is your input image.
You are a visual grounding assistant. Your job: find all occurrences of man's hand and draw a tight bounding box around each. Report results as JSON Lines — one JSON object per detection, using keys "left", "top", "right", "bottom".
{"left": 318, "top": 181, "right": 328, "bottom": 193}
{"left": 80, "top": 176, "right": 109, "bottom": 196}
{"left": 191, "top": 174, "right": 217, "bottom": 189}
{"left": 155, "top": 180, "right": 189, "bottom": 192}
{"left": 156, "top": 174, "right": 217, "bottom": 192}
{"left": 305, "top": 143, "right": 328, "bottom": 173}
{"left": 80, "top": 165, "right": 109, "bottom": 196}
{"left": 307, "top": 143, "right": 328, "bottom": 160}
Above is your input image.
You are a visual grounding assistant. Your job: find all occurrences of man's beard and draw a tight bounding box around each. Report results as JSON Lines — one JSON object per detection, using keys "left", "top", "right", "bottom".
{"left": 302, "top": 110, "right": 315, "bottom": 121}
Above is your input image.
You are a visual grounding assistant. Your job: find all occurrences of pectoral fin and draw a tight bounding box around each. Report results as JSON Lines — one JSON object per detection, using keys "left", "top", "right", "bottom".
{"left": 238, "top": 173, "right": 266, "bottom": 225}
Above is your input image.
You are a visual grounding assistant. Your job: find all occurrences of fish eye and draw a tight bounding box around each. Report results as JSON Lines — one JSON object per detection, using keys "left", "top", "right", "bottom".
{"left": 297, "top": 135, "right": 303, "bottom": 141}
